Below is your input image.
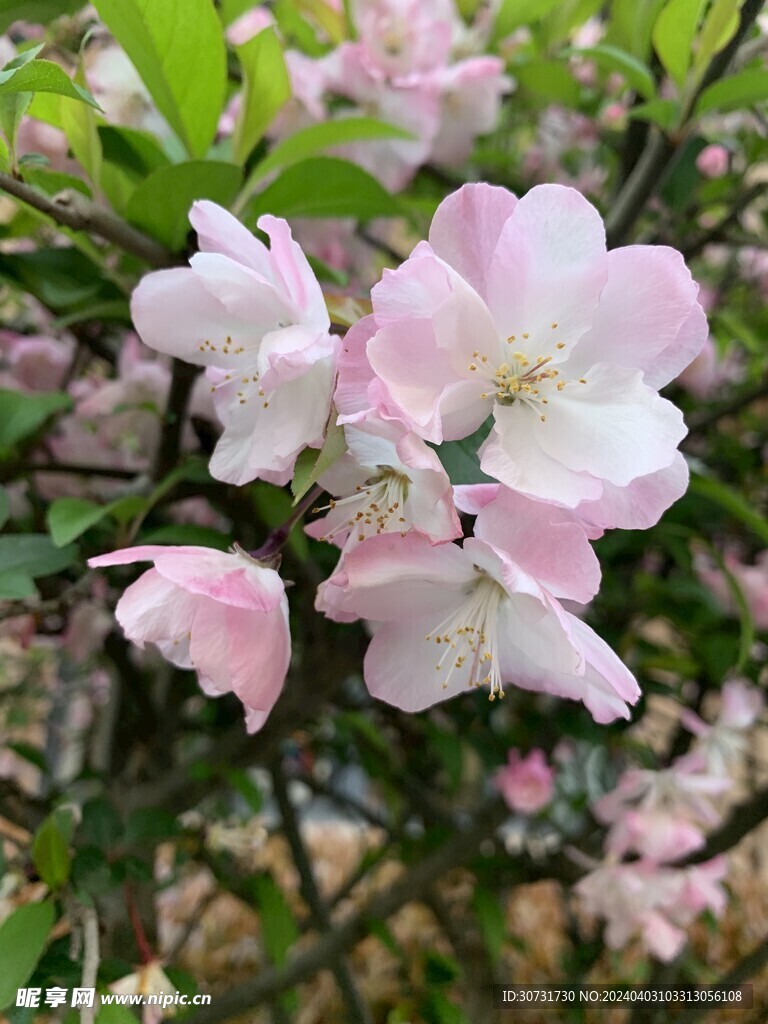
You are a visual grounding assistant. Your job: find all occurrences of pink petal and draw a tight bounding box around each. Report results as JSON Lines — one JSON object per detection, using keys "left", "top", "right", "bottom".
{"left": 190, "top": 200, "right": 274, "bottom": 278}
{"left": 428, "top": 182, "right": 518, "bottom": 300}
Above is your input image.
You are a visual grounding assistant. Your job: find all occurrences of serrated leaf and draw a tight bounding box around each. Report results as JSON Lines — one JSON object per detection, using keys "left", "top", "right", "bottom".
{"left": 0, "top": 901, "right": 55, "bottom": 1010}
{"left": 126, "top": 160, "right": 242, "bottom": 249}
{"left": 245, "top": 156, "right": 402, "bottom": 222}
{"left": 232, "top": 28, "right": 290, "bottom": 165}
{"left": 291, "top": 412, "right": 346, "bottom": 503}
{"left": 0, "top": 59, "right": 99, "bottom": 108}
{"left": 92, "top": 0, "right": 226, "bottom": 158}
{"left": 0, "top": 389, "right": 71, "bottom": 456}
{"left": 33, "top": 815, "right": 71, "bottom": 889}
{"left": 652, "top": 0, "right": 707, "bottom": 90}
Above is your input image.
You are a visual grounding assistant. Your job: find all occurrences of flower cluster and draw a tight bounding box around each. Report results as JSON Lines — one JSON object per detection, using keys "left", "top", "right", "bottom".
{"left": 91, "top": 180, "right": 707, "bottom": 732}
{"left": 226, "top": 0, "right": 511, "bottom": 191}
{"left": 576, "top": 680, "right": 764, "bottom": 960}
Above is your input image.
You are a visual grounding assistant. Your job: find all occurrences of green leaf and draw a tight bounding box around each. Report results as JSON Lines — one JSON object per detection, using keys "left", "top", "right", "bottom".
{"left": 291, "top": 411, "right": 347, "bottom": 503}
{"left": 695, "top": 0, "right": 742, "bottom": 73}
{"left": 0, "top": 485, "right": 9, "bottom": 529}
{"left": 59, "top": 59, "right": 102, "bottom": 186}
{"left": 472, "top": 885, "right": 506, "bottom": 964}
{"left": 0, "top": 92, "right": 32, "bottom": 157}
{"left": 566, "top": 44, "right": 655, "bottom": 99}
{"left": 494, "top": 0, "right": 562, "bottom": 37}
{"left": 252, "top": 874, "right": 298, "bottom": 966}
{"left": 652, "top": 0, "right": 707, "bottom": 90}
{"left": 218, "top": 0, "right": 253, "bottom": 25}
{"left": 514, "top": 59, "right": 580, "bottom": 105}
{"left": 0, "top": 247, "right": 123, "bottom": 314}
{"left": 98, "top": 125, "right": 171, "bottom": 182}
{"left": 47, "top": 497, "right": 112, "bottom": 548}
{"left": 0, "top": 534, "right": 78, "bottom": 577}
{"left": 689, "top": 473, "right": 768, "bottom": 546}
{"left": 138, "top": 524, "right": 231, "bottom": 550}
{"left": 695, "top": 68, "right": 768, "bottom": 115}
{"left": 23, "top": 166, "right": 91, "bottom": 197}
{"left": 247, "top": 116, "right": 414, "bottom": 186}
{"left": 0, "top": 389, "right": 71, "bottom": 457}
{"left": 0, "top": 572, "right": 37, "bottom": 599}
{"left": 0, "top": 900, "right": 55, "bottom": 1010}
{"left": 246, "top": 156, "right": 401, "bottom": 222}
{"left": 232, "top": 28, "right": 291, "bottom": 165}
{"left": 0, "top": 59, "right": 100, "bottom": 108}
{"left": 0, "top": 1, "right": 84, "bottom": 34}
{"left": 607, "top": 0, "right": 666, "bottom": 59}
{"left": 125, "top": 160, "right": 242, "bottom": 249}
{"left": 435, "top": 419, "right": 494, "bottom": 486}
{"left": 628, "top": 97, "right": 680, "bottom": 130}
{"left": 33, "top": 815, "right": 71, "bottom": 889}
{"left": 92, "top": 0, "right": 227, "bottom": 158}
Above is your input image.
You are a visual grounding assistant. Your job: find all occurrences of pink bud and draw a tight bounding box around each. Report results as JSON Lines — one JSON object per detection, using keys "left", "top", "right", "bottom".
{"left": 696, "top": 144, "right": 729, "bottom": 179}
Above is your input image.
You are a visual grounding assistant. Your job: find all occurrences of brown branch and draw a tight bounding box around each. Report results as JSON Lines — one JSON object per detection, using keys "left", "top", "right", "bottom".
{"left": 152, "top": 361, "right": 200, "bottom": 480}
{"left": 684, "top": 785, "right": 768, "bottom": 865}
{"left": 605, "top": 0, "right": 765, "bottom": 248}
{"left": 182, "top": 799, "right": 508, "bottom": 1024}
{"left": 676, "top": 933, "right": 768, "bottom": 1024}
{"left": 271, "top": 759, "right": 374, "bottom": 1024}
{"left": 0, "top": 173, "right": 176, "bottom": 267}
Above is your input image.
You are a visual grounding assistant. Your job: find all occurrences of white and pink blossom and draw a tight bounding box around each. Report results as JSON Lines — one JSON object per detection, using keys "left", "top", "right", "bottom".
{"left": 354, "top": 183, "right": 706, "bottom": 514}
{"left": 131, "top": 201, "right": 338, "bottom": 486}
{"left": 88, "top": 545, "right": 291, "bottom": 732}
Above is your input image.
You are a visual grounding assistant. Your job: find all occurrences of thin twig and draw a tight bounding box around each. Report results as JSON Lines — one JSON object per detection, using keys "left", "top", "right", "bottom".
{"left": 271, "top": 759, "right": 374, "bottom": 1024}
{"left": 80, "top": 905, "right": 99, "bottom": 1024}
{"left": 0, "top": 173, "right": 175, "bottom": 267}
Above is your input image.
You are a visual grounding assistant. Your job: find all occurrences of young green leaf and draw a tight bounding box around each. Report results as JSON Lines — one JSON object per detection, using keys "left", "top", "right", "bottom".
{"left": 0, "top": 534, "right": 78, "bottom": 576}
{"left": 92, "top": 0, "right": 227, "bottom": 158}
{"left": 125, "top": 160, "right": 242, "bottom": 249}
{"left": 0, "top": 389, "right": 71, "bottom": 457}
{"left": 33, "top": 815, "right": 72, "bottom": 889}
{"left": 245, "top": 156, "right": 402, "bottom": 222}
{"left": 0, "top": 901, "right": 55, "bottom": 1010}
{"left": 0, "top": 59, "right": 100, "bottom": 108}
{"left": 652, "top": 0, "right": 707, "bottom": 90}
{"left": 695, "top": 68, "right": 768, "bottom": 116}
{"left": 291, "top": 412, "right": 347, "bottom": 503}
{"left": 232, "top": 28, "right": 291, "bottom": 166}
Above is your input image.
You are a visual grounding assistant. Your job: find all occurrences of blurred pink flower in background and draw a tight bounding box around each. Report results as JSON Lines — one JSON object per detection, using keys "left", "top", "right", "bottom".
{"left": 696, "top": 143, "right": 729, "bottom": 179}
{"left": 494, "top": 748, "right": 555, "bottom": 813}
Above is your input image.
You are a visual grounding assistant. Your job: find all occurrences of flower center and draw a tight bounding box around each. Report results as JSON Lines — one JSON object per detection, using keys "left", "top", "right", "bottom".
{"left": 314, "top": 468, "right": 410, "bottom": 544}
{"left": 425, "top": 571, "right": 508, "bottom": 700}
{"left": 467, "top": 326, "right": 587, "bottom": 422}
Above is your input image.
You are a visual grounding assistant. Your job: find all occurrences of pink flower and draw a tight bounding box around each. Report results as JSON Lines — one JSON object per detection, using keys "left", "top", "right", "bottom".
{"left": 494, "top": 748, "right": 554, "bottom": 813}
{"left": 88, "top": 545, "right": 291, "bottom": 732}
{"left": 318, "top": 494, "right": 639, "bottom": 722}
{"left": 306, "top": 420, "right": 461, "bottom": 553}
{"left": 4, "top": 334, "right": 72, "bottom": 392}
{"left": 696, "top": 144, "right": 729, "bottom": 179}
{"left": 226, "top": 6, "right": 275, "bottom": 46}
{"left": 352, "top": 0, "right": 455, "bottom": 78}
{"left": 594, "top": 762, "right": 730, "bottom": 830}
{"left": 696, "top": 549, "right": 768, "bottom": 630}
{"left": 131, "top": 201, "right": 337, "bottom": 486}
{"left": 429, "top": 57, "right": 512, "bottom": 167}
{"left": 325, "top": 45, "right": 440, "bottom": 190}
{"left": 605, "top": 808, "right": 705, "bottom": 864}
{"left": 680, "top": 679, "right": 764, "bottom": 775}
{"left": 357, "top": 183, "right": 706, "bottom": 514}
